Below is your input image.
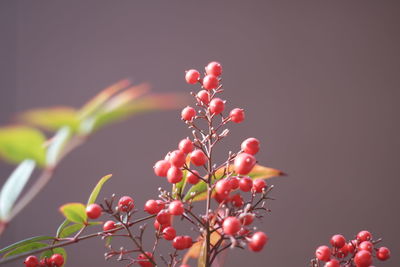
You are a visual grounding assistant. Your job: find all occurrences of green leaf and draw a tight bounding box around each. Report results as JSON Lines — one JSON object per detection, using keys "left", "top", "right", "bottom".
{"left": 56, "top": 219, "right": 70, "bottom": 238}
{"left": 0, "top": 159, "right": 36, "bottom": 220}
{"left": 184, "top": 164, "right": 284, "bottom": 201}
{"left": 0, "top": 236, "right": 54, "bottom": 255}
{"left": 87, "top": 174, "right": 112, "bottom": 205}
{"left": 0, "top": 126, "right": 46, "bottom": 166}
{"left": 3, "top": 242, "right": 48, "bottom": 258}
{"left": 19, "top": 107, "right": 80, "bottom": 132}
{"left": 58, "top": 223, "right": 84, "bottom": 238}
{"left": 41, "top": 247, "right": 67, "bottom": 267}
{"left": 59, "top": 203, "right": 87, "bottom": 224}
{"left": 46, "top": 127, "right": 71, "bottom": 167}
{"left": 174, "top": 155, "right": 190, "bottom": 199}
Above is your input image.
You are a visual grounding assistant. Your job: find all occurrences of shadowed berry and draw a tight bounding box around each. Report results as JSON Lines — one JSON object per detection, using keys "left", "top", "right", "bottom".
{"left": 162, "top": 226, "right": 176, "bottom": 241}
{"left": 173, "top": 236, "right": 187, "bottom": 250}
{"left": 137, "top": 252, "right": 154, "bottom": 267}
{"left": 49, "top": 254, "right": 64, "bottom": 267}
{"left": 239, "top": 177, "right": 253, "bottom": 192}
{"left": 156, "top": 210, "right": 171, "bottom": 225}
{"left": 187, "top": 170, "right": 200, "bottom": 184}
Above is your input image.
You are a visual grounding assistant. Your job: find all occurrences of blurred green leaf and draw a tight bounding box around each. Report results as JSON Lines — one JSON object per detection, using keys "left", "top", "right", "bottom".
{"left": 3, "top": 242, "right": 48, "bottom": 258}
{"left": 0, "top": 126, "right": 46, "bottom": 166}
{"left": 56, "top": 219, "right": 70, "bottom": 238}
{"left": 0, "top": 159, "right": 36, "bottom": 220}
{"left": 46, "top": 127, "right": 71, "bottom": 167}
{"left": 58, "top": 223, "right": 84, "bottom": 238}
{"left": 19, "top": 107, "right": 80, "bottom": 132}
{"left": 174, "top": 155, "right": 190, "bottom": 199}
{"left": 59, "top": 203, "right": 87, "bottom": 224}
{"left": 87, "top": 174, "right": 112, "bottom": 205}
{"left": 0, "top": 236, "right": 54, "bottom": 255}
{"left": 184, "top": 164, "right": 284, "bottom": 201}
{"left": 41, "top": 247, "right": 67, "bottom": 266}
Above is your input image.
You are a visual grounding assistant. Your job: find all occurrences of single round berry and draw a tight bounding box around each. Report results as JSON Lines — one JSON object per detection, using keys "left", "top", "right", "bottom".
{"left": 357, "top": 230, "right": 372, "bottom": 243}
{"left": 103, "top": 220, "right": 117, "bottom": 233}
{"left": 241, "top": 138, "right": 260, "bottom": 155}
{"left": 376, "top": 247, "right": 390, "bottom": 261}
{"left": 215, "top": 179, "right": 231, "bottom": 195}
{"left": 240, "top": 213, "right": 254, "bottom": 226}
{"left": 181, "top": 106, "right": 196, "bottom": 121}
{"left": 156, "top": 210, "right": 171, "bottom": 225}
{"left": 231, "top": 194, "right": 244, "bottom": 207}
{"left": 248, "top": 232, "right": 268, "bottom": 252}
{"left": 196, "top": 90, "right": 210, "bottom": 104}
{"left": 234, "top": 153, "right": 256, "bottom": 175}
{"left": 183, "top": 235, "right": 193, "bottom": 248}
{"left": 138, "top": 252, "right": 154, "bottom": 267}
{"left": 358, "top": 241, "right": 373, "bottom": 253}
{"left": 118, "top": 196, "right": 134, "bottom": 212}
{"left": 162, "top": 226, "right": 176, "bottom": 241}
{"left": 185, "top": 69, "right": 200, "bottom": 84}
{"left": 205, "top": 61, "right": 222, "bottom": 76}
{"left": 86, "top": 203, "right": 102, "bottom": 219}
{"left": 169, "top": 150, "right": 186, "bottom": 167}
{"left": 169, "top": 200, "right": 184, "bottom": 215}
{"left": 167, "top": 166, "right": 183, "bottom": 183}
{"left": 49, "top": 254, "right": 64, "bottom": 267}
{"left": 330, "top": 234, "right": 346, "bottom": 248}
{"left": 179, "top": 138, "right": 194, "bottom": 154}
{"left": 230, "top": 108, "right": 245, "bottom": 123}
{"left": 24, "top": 255, "right": 39, "bottom": 267}
{"left": 209, "top": 98, "right": 225, "bottom": 115}
{"left": 187, "top": 170, "right": 200, "bottom": 184}
{"left": 222, "top": 216, "right": 241, "bottom": 235}
{"left": 324, "top": 259, "right": 340, "bottom": 267}
{"left": 154, "top": 160, "right": 171, "bottom": 177}
{"left": 173, "top": 236, "right": 187, "bottom": 250}
{"left": 252, "top": 179, "right": 266, "bottom": 193}
{"left": 354, "top": 250, "right": 372, "bottom": 267}
{"left": 190, "top": 150, "right": 207, "bottom": 166}
{"left": 239, "top": 177, "right": 253, "bottom": 192}
{"left": 315, "top": 245, "right": 331, "bottom": 261}
{"left": 203, "top": 74, "right": 219, "bottom": 90}
{"left": 144, "top": 199, "right": 163, "bottom": 214}
{"left": 229, "top": 177, "right": 240, "bottom": 190}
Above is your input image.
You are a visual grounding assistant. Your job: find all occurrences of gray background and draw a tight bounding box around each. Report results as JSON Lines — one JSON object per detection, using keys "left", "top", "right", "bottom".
{"left": 1, "top": 1, "right": 399, "bottom": 266}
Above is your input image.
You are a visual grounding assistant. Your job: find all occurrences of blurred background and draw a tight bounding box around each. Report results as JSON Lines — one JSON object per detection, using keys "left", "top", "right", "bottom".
{"left": 1, "top": 1, "right": 399, "bottom": 266}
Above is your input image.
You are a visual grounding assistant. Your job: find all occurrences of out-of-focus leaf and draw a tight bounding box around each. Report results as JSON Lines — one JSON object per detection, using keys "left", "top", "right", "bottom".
{"left": 87, "top": 174, "right": 112, "bottom": 205}
{"left": 174, "top": 155, "right": 190, "bottom": 199}
{"left": 0, "top": 159, "right": 36, "bottom": 220}
{"left": 19, "top": 107, "right": 80, "bottom": 132}
{"left": 183, "top": 232, "right": 221, "bottom": 264}
{"left": 3, "top": 242, "right": 48, "bottom": 258}
{"left": 56, "top": 219, "right": 70, "bottom": 238}
{"left": 59, "top": 203, "right": 87, "bottom": 224}
{"left": 0, "top": 236, "right": 54, "bottom": 255}
{"left": 41, "top": 247, "right": 67, "bottom": 266}
{"left": 0, "top": 126, "right": 46, "bottom": 166}
{"left": 184, "top": 164, "right": 284, "bottom": 201}
{"left": 46, "top": 127, "right": 71, "bottom": 167}
{"left": 58, "top": 223, "right": 84, "bottom": 238}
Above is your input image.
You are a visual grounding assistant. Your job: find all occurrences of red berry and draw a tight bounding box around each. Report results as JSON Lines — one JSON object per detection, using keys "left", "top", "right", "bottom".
{"left": 103, "top": 220, "right": 117, "bottom": 233}
{"left": 187, "top": 170, "right": 200, "bottom": 184}
{"left": 169, "top": 150, "right": 186, "bottom": 167}
{"left": 180, "top": 265, "right": 191, "bottom": 267}
{"left": 215, "top": 179, "right": 231, "bottom": 195}
{"left": 358, "top": 241, "right": 373, "bottom": 253}
{"left": 144, "top": 199, "right": 163, "bottom": 214}
{"left": 354, "top": 250, "right": 372, "bottom": 267}
{"left": 138, "top": 252, "right": 154, "bottom": 267}
{"left": 376, "top": 247, "right": 390, "bottom": 261}
{"left": 40, "top": 258, "right": 50, "bottom": 266}
{"left": 205, "top": 61, "right": 222, "bottom": 76}
{"left": 162, "top": 226, "right": 176, "bottom": 241}
{"left": 196, "top": 90, "right": 210, "bottom": 105}
{"left": 346, "top": 242, "right": 355, "bottom": 254}
{"left": 154, "top": 160, "right": 171, "bottom": 177}
{"left": 24, "top": 255, "right": 39, "bottom": 267}
{"left": 86, "top": 203, "right": 102, "bottom": 219}
{"left": 230, "top": 108, "right": 245, "bottom": 123}
{"left": 169, "top": 200, "right": 184, "bottom": 215}
{"left": 167, "top": 166, "right": 183, "bottom": 183}
{"left": 209, "top": 98, "right": 225, "bottom": 115}
{"left": 239, "top": 177, "right": 253, "bottom": 192}
{"left": 173, "top": 236, "right": 187, "bottom": 250}
{"left": 231, "top": 194, "right": 244, "bottom": 207}
{"left": 229, "top": 177, "right": 240, "bottom": 190}
{"left": 181, "top": 106, "right": 196, "bottom": 121}
{"left": 315, "top": 245, "right": 331, "bottom": 261}
{"left": 185, "top": 69, "right": 200, "bottom": 84}
{"left": 324, "top": 259, "right": 340, "bottom": 267}
{"left": 156, "top": 210, "right": 171, "bottom": 225}
{"left": 248, "top": 232, "right": 268, "bottom": 252}
{"left": 241, "top": 138, "right": 260, "bottom": 155}
{"left": 222, "top": 217, "right": 241, "bottom": 235}
{"left": 190, "top": 150, "right": 207, "bottom": 166}
{"left": 336, "top": 245, "right": 349, "bottom": 258}
{"left": 330, "top": 234, "right": 346, "bottom": 248}
{"left": 154, "top": 220, "right": 170, "bottom": 231}
{"left": 203, "top": 74, "right": 219, "bottom": 90}
{"left": 234, "top": 153, "right": 256, "bottom": 175}
{"left": 357, "top": 230, "right": 372, "bottom": 243}
{"left": 240, "top": 214, "right": 254, "bottom": 226}
{"left": 179, "top": 138, "right": 194, "bottom": 154}
{"left": 214, "top": 192, "right": 230, "bottom": 203}
{"left": 183, "top": 235, "right": 193, "bottom": 248}
{"left": 49, "top": 254, "right": 64, "bottom": 267}
{"left": 252, "top": 179, "right": 266, "bottom": 193}
{"left": 118, "top": 196, "right": 134, "bottom": 212}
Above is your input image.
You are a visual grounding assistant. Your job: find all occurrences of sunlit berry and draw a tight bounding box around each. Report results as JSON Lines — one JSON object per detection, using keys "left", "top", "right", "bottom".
{"left": 179, "top": 138, "right": 194, "bottom": 154}
{"left": 190, "top": 150, "right": 207, "bottom": 166}
{"left": 222, "top": 217, "right": 241, "bottom": 235}
{"left": 203, "top": 75, "right": 219, "bottom": 90}
{"left": 187, "top": 170, "right": 200, "bottom": 185}
{"left": 240, "top": 214, "right": 254, "bottom": 226}
{"left": 118, "top": 196, "right": 134, "bottom": 212}
{"left": 315, "top": 245, "right": 331, "bottom": 261}
{"left": 209, "top": 98, "right": 225, "bottom": 115}
{"left": 196, "top": 90, "right": 210, "bottom": 105}
{"left": 183, "top": 235, "right": 193, "bottom": 248}
{"left": 167, "top": 166, "right": 183, "bottom": 183}
{"left": 354, "top": 250, "right": 372, "bottom": 267}
{"left": 103, "top": 220, "right": 117, "bottom": 233}
{"left": 144, "top": 199, "right": 163, "bottom": 214}
{"left": 181, "top": 106, "right": 196, "bottom": 121}
{"left": 330, "top": 234, "right": 346, "bottom": 248}
{"left": 230, "top": 108, "right": 245, "bottom": 123}
{"left": 154, "top": 160, "right": 171, "bottom": 177}
{"left": 86, "top": 203, "right": 102, "bottom": 219}
{"left": 357, "top": 230, "right": 372, "bottom": 243}
{"left": 24, "top": 256, "right": 39, "bottom": 267}
{"left": 156, "top": 210, "right": 171, "bottom": 225}
{"left": 169, "top": 150, "right": 186, "bottom": 167}
{"left": 49, "top": 254, "right": 64, "bottom": 267}
{"left": 234, "top": 153, "right": 256, "bottom": 175}
{"left": 215, "top": 179, "right": 231, "bottom": 195}
{"left": 173, "top": 236, "right": 187, "bottom": 250}
{"left": 239, "top": 177, "right": 253, "bottom": 192}
{"left": 205, "top": 61, "right": 222, "bottom": 76}
{"left": 185, "top": 69, "right": 200, "bottom": 84}
{"left": 248, "top": 232, "right": 268, "bottom": 252}
{"left": 162, "top": 226, "right": 176, "bottom": 241}
{"left": 231, "top": 194, "right": 244, "bottom": 207}
{"left": 324, "top": 259, "right": 339, "bottom": 267}
{"left": 241, "top": 138, "right": 260, "bottom": 155}
{"left": 359, "top": 241, "right": 373, "bottom": 253}
{"left": 376, "top": 247, "right": 390, "bottom": 261}
{"left": 169, "top": 200, "right": 184, "bottom": 215}
{"left": 138, "top": 252, "right": 154, "bottom": 267}
{"left": 252, "top": 179, "right": 266, "bottom": 193}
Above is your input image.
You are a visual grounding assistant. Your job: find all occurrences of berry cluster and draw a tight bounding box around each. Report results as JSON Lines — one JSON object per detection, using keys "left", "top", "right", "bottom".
{"left": 312, "top": 231, "right": 391, "bottom": 267}
{"left": 24, "top": 254, "right": 64, "bottom": 267}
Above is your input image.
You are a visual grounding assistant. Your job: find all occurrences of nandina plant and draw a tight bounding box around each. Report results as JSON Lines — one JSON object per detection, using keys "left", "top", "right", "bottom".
{"left": 0, "top": 61, "right": 284, "bottom": 267}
